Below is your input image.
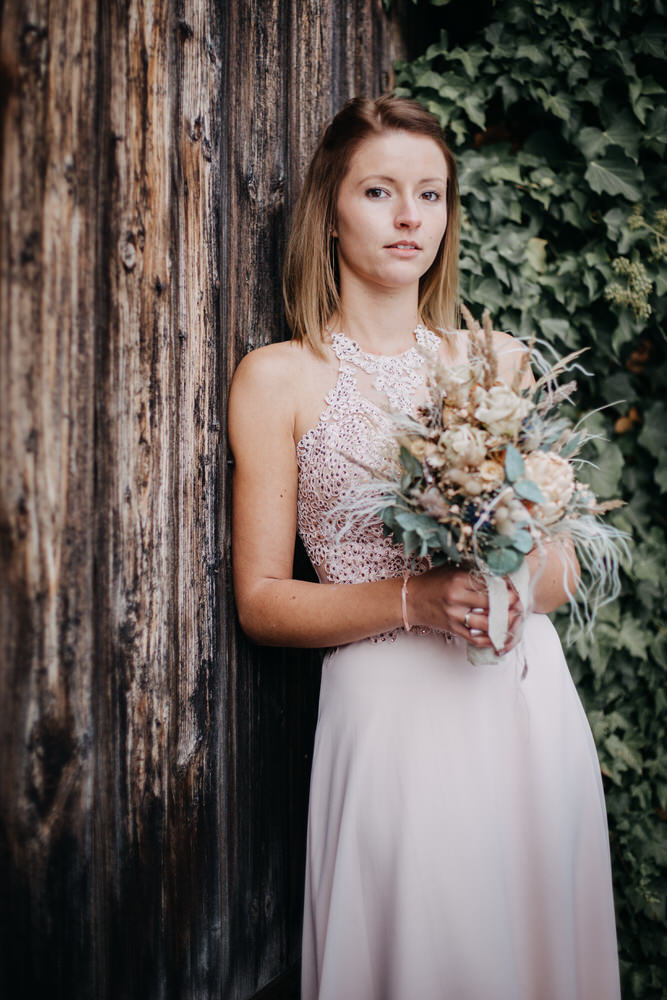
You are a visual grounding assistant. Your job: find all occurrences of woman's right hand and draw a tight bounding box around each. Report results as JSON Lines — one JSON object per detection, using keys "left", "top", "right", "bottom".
{"left": 407, "top": 566, "right": 525, "bottom": 652}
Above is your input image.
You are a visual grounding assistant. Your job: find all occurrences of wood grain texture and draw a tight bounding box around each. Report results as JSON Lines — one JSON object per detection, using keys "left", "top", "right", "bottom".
{"left": 0, "top": 0, "right": 99, "bottom": 991}
{"left": 0, "top": 0, "right": 407, "bottom": 997}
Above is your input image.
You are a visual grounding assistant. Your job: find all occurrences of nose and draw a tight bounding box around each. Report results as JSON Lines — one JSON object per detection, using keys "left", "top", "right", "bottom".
{"left": 395, "top": 196, "right": 422, "bottom": 229}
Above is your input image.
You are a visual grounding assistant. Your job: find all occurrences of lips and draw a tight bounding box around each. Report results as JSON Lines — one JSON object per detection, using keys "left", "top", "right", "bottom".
{"left": 385, "top": 240, "right": 421, "bottom": 250}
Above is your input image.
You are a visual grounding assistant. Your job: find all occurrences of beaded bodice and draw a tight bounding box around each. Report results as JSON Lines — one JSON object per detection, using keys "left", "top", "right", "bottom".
{"left": 296, "top": 326, "right": 440, "bottom": 592}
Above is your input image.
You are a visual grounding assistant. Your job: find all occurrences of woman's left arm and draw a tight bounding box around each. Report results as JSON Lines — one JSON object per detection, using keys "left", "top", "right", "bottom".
{"left": 494, "top": 330, "right": 581, "bottom": 615}
{"left": 526, "top": 539, "right": 580, "bottom": 614}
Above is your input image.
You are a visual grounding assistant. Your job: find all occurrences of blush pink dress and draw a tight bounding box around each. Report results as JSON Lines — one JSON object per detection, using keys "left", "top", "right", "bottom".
{"left": 296, "top": 328, "right": 621, "bottom": 1000}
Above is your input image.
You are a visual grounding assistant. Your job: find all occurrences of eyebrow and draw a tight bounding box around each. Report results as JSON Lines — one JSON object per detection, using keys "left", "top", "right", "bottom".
{"left": 358, "top": 175, "right": 447, "bottom": 186}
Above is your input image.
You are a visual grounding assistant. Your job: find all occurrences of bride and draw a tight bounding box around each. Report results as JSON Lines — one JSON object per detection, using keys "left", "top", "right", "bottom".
{"left": 228, "top": 95, "right": 621, "bottom": 1000}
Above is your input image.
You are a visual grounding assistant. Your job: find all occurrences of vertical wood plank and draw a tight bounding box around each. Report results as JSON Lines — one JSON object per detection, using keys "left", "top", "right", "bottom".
{"left": 94, "top": 1, "right": 223, "bottom": 996}
{"left": 0, "top": 0, "right": 99, "bottom": 992}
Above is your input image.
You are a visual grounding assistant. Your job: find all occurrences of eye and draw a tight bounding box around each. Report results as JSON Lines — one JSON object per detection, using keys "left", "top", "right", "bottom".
{"left": 421, "top": 190, "right": 441, "bottom": 202}
{"left": 365, "top": 187, "right": 389, "bottom": 200}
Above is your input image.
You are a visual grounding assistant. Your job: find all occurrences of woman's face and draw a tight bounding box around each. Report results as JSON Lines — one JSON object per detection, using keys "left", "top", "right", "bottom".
{"left": 334, "top": 130, "right": 449, "bottom": 296}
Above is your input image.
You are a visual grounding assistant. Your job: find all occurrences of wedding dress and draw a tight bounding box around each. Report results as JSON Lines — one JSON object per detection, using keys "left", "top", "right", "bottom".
{"left": 296, "top": 327, "right": 621, "bottom": 1000}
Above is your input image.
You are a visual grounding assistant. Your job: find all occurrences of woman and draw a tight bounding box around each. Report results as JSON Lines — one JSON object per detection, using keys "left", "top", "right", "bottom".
{"left": 228, "top": 96, "right": 620, "bottom": 1000}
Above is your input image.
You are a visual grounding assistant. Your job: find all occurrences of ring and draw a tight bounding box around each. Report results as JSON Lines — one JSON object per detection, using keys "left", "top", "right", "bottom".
{"left": 464, "top": 609, "right": 472, "bottom": 630}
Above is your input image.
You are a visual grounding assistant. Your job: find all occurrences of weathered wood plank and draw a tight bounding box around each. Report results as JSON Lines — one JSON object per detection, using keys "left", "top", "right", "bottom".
{"left": 94, "top": 1, "right": 223, "bottom": 996}
{"left": 0, "top": 0, "right": 100, "bottom": 992}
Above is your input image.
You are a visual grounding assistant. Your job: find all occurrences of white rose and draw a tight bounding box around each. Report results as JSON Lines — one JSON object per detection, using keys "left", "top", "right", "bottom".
{"left": 474, "top": 384, "right": 532, "bottom": 438}
{"left": 524, "top": 451, "right": 575, "bottom": 524}
{"left": 439, "top": 424, "right": 488, "bottom": 469}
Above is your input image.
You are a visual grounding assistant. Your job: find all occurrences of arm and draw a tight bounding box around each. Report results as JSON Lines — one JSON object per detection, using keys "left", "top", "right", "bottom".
{"left": 229, "top": 347, "right": 515, "bottom": 649}
{"left": 493, "top": 329, "right": 581, "bottom": 615}
{"left": 526, "top": 539, "right": 580, "bottom": 614}
{"left": 229, "top": 346, "right": 405, "bottom": 647}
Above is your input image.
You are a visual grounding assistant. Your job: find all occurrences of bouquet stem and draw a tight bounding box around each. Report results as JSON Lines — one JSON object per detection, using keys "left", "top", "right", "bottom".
{"left": 467, "top": 563, "right": 532, "bottom": 666}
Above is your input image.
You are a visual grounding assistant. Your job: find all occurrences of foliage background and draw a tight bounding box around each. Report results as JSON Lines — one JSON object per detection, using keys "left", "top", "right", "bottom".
{"left": 394, "top": 0, "right": 667, "bottom": 995}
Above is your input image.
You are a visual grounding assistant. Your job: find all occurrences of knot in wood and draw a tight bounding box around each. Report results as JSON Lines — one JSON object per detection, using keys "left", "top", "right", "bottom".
{"left": 120, "top": 236, "right": 137, "bottom": 272}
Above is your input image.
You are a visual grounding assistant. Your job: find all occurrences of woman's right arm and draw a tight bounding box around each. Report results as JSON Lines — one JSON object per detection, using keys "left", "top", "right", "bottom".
{"left": 228, "top": 346, "right": 407, "bottom": 647}
{"left": 228, "top": 347, "right": 510, "bottom": 649}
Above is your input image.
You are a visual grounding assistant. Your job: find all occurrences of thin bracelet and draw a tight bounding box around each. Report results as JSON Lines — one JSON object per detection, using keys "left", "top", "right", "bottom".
{"left": 401, "top": 573, "right": 412, "bottom": 632}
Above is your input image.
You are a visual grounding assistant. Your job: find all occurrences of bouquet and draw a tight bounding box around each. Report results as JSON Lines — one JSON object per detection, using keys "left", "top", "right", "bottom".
{"left": 345, "top": 306, "right": 628, "bottom": 665}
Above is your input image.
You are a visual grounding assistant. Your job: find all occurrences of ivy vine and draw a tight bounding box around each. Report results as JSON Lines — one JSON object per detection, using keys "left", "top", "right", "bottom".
{"left": 395, "top": 1, "right": 667, "bottom": 995}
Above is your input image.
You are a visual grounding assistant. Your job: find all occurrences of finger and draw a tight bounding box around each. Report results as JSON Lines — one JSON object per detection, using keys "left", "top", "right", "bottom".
{"left": 463, "top": 590, "right": 490, "bottom": 610}
{"left": 469, "top": 631, "right": 494, "bottom": 647}
{"left": 465, "top": 612, "right": 489, "bottom": 632}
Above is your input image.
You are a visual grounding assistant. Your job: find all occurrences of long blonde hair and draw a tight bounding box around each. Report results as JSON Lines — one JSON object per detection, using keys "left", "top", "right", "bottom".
{"left": 283, "top": 95, "right": 460, "bottom": 354}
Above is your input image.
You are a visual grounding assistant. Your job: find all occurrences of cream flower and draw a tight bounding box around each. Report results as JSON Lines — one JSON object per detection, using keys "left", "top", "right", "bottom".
{"left": 439, "top": 364, "right": 477, "bottom": 408}
{"left": 494, "top": 495, "right": 529, "bottom": 535}
{"left": 478, "top": 459, "right": 505, "bottom": 488}
{"left": 524, "top": 451, "right": 575, "bottom": 524}
{"left": 474, "top": 384, "right": 532, "bottom": 438}
{"left": 447, "top": 467, "right": 485, "bottom": 496}
{"left": 439, "top": 424, "right": 488, "bottom": 469}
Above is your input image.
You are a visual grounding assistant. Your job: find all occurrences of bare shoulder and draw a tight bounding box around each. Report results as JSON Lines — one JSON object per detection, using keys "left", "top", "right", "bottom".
{"left": 491, "top": 329, "right": 533, "bottom": 386}
{"left": 491, "top": 328, "right": 527, "bottom": 357}
{"left": 229, "top": 339, "right": 328, "bottom": 451}
{"left": 230, "top": 339, "right": 324, "bottom": 408}
{"left": 231, "top": 339, "right": 309, "bottom": 391}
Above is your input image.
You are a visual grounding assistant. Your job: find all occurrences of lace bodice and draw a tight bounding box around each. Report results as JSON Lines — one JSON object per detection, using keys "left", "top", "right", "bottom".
{"left": 296, "top": 326, "right": 441, "bottom": 599}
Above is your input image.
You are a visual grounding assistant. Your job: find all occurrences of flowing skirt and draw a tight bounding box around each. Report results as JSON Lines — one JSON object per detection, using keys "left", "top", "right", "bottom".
{"left": 301, "top": 614, "right": 620, "bottom": 1000}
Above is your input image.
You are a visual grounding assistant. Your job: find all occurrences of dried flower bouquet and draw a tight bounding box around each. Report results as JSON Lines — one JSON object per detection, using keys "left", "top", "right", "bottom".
{"left": 343, "top": 306, "right": 628, "bottom": 664}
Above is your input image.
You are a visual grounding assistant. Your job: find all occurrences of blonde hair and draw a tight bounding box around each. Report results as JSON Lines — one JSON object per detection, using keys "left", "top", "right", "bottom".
{"left": 283, "top": 95, "right": 460, "bottom": 354}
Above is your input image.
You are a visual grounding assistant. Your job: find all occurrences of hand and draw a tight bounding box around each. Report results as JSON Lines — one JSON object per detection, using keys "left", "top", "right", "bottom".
{"left": 408, "top": 567, "right": 524, "bottom": 651}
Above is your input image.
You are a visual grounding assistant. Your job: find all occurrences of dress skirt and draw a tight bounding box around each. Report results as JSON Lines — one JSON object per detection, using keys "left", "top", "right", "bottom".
{"left": 301, "top": 614, "right": 621, "bottom": 1000}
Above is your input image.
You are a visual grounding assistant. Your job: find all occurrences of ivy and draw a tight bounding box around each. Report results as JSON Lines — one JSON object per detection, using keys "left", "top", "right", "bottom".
{"left": 396, "top": 2, "right": 667, "bottom": 995}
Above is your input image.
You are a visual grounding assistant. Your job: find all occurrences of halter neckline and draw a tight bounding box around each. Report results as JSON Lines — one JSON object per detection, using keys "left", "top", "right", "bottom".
{"left": 329, "top": 324, "right": 432, "bottom": 362}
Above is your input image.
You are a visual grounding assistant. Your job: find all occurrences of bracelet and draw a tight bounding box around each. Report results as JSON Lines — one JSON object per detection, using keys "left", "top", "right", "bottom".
{"left": 401, "top": 574, "right": 412, "bottom": 632}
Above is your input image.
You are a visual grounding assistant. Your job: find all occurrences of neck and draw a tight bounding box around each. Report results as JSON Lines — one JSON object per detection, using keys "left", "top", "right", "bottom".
{"left": 335, "top": 281, "right": 421, "bottom": 355}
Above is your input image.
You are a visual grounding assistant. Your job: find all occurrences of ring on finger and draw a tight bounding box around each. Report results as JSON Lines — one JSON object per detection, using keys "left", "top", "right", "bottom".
{"left": 464, "top": 609, "right": 473, "bottom": 629}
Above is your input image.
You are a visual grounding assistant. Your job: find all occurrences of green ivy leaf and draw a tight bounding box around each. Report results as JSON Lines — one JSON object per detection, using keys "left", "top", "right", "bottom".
{"left": 585, "top": 153, "right": 644, "bottom": 200}
{"left": 637, "top": 403, "right": 667, "bottom": 458}
{"left": 578, "top": 443, "right": 624, "bottom": 499}
{"left": 525, "top": 237, "right": 547, "bottom": 273}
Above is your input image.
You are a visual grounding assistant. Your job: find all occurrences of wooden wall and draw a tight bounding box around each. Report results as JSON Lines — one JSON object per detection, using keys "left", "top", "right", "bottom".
{"left": 0, "top": 1, "right": 407, "bottom": 997}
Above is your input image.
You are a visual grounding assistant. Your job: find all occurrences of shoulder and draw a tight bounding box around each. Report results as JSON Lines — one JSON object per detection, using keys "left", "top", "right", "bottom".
{"left": 491, "top": 329, "right": 527, "bottom": 357}
{"left": 491, "top": 330, "right": 532, "bottom": 386}
{"left": 228, "top": 339, "right": 330, "bottom": 448}
{"left": 230, "top": 338, "right": 325, "bottom": 401}
{"left": 232, "top": 339, "right": 305, "bottom": 387}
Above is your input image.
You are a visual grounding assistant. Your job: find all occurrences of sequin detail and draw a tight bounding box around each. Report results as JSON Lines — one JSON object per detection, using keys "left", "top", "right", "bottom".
{"left": 296, "top": 326, "right": 441, "bottom": 642}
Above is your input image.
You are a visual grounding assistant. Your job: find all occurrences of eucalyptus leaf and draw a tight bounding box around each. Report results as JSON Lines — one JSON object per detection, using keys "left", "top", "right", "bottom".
{"left": 560, "top": 433, "right": 583, "bottom": 458}
{"left": 504, "top": 443, "right": 525, "bottom": 482}
{"left": 484, "top": 547, "right": 524, "bottom": 575}
{"left": 399, "top": 445, "right": 423, "bottom": 480}
{"left": 510, "top": 529, "right": 534, "bottom": 554}
{"left": 513, "top": 479, "right": 546, "bottom": 504}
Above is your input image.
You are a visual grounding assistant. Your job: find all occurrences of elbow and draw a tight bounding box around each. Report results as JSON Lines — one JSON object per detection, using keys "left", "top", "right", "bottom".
{"left": 234, "top": 592, "right": 284, "bottom": 646}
